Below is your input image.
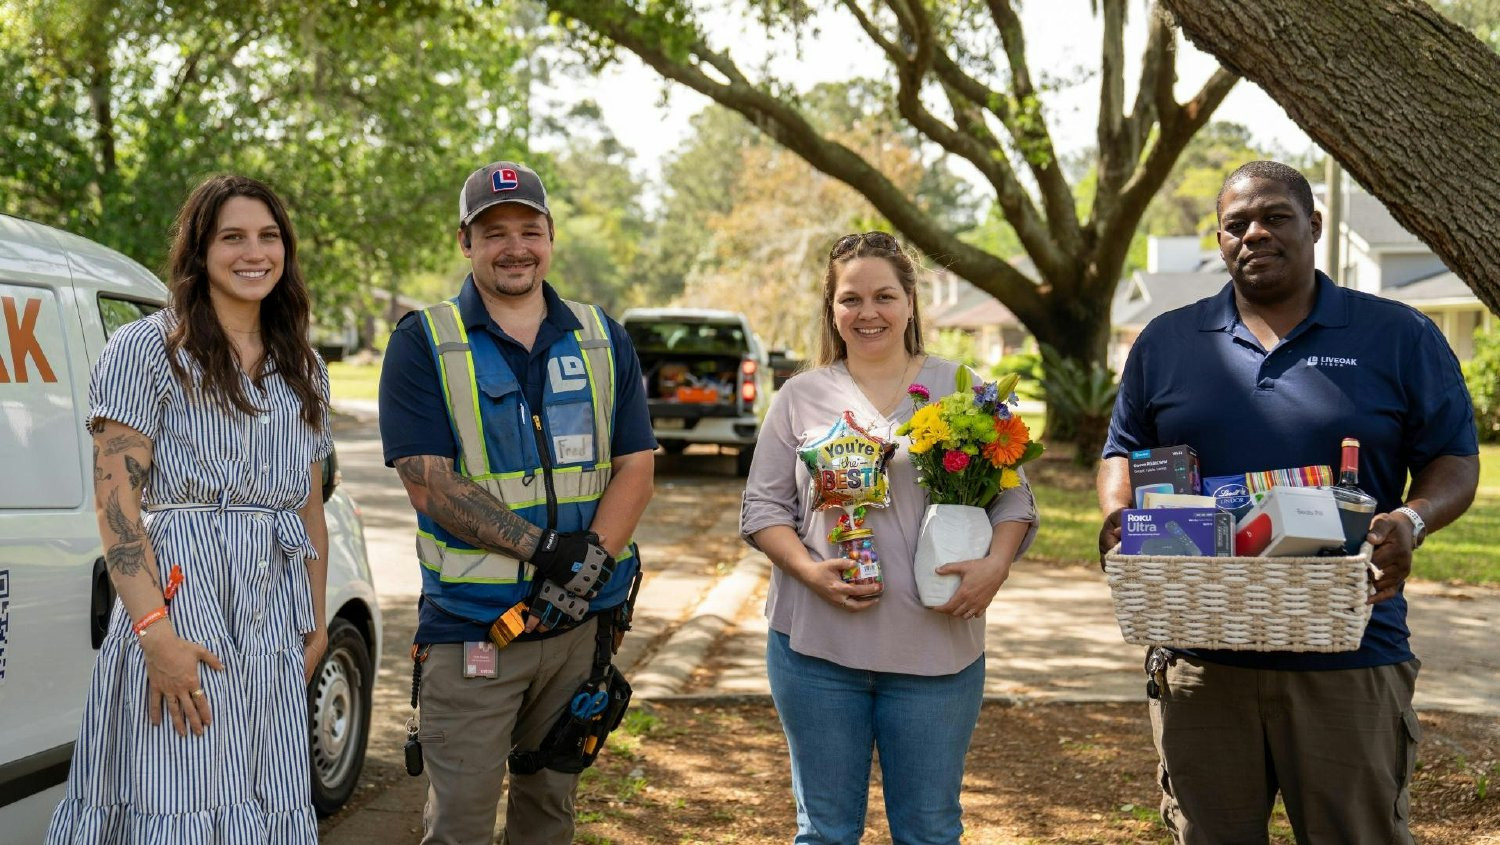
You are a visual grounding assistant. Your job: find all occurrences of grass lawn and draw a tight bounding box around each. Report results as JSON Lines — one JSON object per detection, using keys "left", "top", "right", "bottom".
{"left": 1416, "top": 442, "right": 1500, "bottom": 584}
{"left": 1022, "top": 442, "right": 1500, "bottom": 586}
{"left": 327, "top": 360, "right": 381, "bottom": 403}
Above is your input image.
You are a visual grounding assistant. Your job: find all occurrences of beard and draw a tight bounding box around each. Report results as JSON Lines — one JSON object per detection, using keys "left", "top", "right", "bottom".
{"left": 476, "top": 265, "right": 542, "bottom": 299}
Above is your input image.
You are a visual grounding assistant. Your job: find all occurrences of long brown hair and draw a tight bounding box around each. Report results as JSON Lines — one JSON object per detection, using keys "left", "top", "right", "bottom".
{"left": 815, "top": 231, "right": 925, "bottom": 367}
{"left": 165, "top": 174, "right": 325, "bottom": 428}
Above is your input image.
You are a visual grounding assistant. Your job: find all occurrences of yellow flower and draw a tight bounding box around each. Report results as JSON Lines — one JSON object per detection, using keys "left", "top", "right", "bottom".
{"left": 1000, "top": 468, "right": 1021, "bottom": 489}
{"left": 906, "top": 405, "right": 949, "bottom": 454}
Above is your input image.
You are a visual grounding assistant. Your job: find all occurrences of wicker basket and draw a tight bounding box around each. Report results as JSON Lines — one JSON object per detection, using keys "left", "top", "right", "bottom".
{"left": 1102, "top": 543, "right": 1375, "bottom": 652}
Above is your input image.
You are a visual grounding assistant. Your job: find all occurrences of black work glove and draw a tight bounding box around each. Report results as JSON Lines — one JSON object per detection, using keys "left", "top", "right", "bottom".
{"left": 528, "top": 529, "right": 616, "bottom": 600}
{"left": 528, "top": 580, "right": 590, "bottom": 629}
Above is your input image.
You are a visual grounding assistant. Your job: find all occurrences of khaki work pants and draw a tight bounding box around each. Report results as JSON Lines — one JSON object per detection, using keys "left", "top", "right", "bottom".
{"left": 1149, "top": 655, "right": 1421, "bottom": 845}
{"left": 417, "top": 621, "right": 598, "bottom": 845}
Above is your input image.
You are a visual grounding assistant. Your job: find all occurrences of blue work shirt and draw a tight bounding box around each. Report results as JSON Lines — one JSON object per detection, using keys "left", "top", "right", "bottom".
{"left": 1104, "top": 271, "right": 1477, "bottom": 671}
{"left": 380, "top": 277, "right": 656, "bottom": 643}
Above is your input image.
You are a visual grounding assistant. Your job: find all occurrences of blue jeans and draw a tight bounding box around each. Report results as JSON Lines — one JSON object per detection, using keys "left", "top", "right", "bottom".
{"left": 766, "top": 630, "right": 985, "bottom": 845}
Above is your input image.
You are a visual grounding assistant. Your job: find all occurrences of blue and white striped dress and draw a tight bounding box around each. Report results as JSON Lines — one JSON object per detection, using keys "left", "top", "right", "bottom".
{"left": 47, "top": 309, "right": 331, "bottom": 844}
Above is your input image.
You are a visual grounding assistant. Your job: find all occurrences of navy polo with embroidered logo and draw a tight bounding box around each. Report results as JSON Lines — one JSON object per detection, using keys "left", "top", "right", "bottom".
{"left": 1104, "top": 271, "right": 1477, "bottom": 671}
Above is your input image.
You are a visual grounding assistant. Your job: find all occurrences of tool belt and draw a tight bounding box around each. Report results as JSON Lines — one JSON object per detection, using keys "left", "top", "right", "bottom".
{"left": 508, "top": 578, "right": 638, "bottom": 775}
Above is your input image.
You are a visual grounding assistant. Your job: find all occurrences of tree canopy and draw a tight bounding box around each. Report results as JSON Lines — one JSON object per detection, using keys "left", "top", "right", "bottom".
{"left": 0, "top": 0, "right": 526, "bottom": 318}
{"left": 542, "top": 0, "right": 1240, "bottom": 441}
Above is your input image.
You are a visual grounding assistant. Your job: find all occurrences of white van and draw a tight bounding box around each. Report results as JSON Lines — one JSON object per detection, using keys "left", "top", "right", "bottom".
{"left": 0, "top": 214, "right": 383, "bottom": 840}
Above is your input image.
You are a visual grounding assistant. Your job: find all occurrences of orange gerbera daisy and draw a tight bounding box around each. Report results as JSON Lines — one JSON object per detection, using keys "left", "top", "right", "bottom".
{"left": 983, "top": 415, "right": 1030, "bottom": 467}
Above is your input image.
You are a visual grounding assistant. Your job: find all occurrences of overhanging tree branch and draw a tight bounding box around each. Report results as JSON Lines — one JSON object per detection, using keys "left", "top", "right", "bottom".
{"left": 857, "top": 0, "right": 1062, "bottom": 280}
{"left": 984, "top": 0, "right": 1083, "bottom": 261}
{"left": 549, "top": 0, "right": 1049, "bottom": 327}
{"left": 1098, "top": 66, "right": 1237, "bottom": 262}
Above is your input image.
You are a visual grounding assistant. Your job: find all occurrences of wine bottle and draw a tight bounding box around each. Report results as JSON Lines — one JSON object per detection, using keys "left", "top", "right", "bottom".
{"left": 1327, "top": 437, "right": 1377, "bottom": 555}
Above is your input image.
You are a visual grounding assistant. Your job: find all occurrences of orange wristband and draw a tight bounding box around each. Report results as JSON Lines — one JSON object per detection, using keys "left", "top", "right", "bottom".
{"left": 132, "top": 606, "right": 169, "bottom": 637}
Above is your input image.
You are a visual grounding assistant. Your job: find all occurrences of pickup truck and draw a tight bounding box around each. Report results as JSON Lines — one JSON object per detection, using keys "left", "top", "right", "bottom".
{"left": 621, "top": 308, "right": 771, "bottom": 476}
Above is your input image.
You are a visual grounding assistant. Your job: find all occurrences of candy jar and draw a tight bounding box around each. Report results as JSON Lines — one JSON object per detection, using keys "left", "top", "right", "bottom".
{"left": 829, "top": 508, "right": 882, "bottom": 595}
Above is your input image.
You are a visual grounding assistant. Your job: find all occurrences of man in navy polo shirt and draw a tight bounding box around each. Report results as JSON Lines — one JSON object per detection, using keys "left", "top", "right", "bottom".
{"left": 379, "top": 160, "right": 655, "bottom": 844}
{"left": 1097, "top": 160, "right": 1478, "bottom": 844}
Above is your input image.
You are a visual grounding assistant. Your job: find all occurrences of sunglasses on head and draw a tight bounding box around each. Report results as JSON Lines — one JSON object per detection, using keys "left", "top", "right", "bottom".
{"left": 830, "top": 231, "right": 900, "bottom": 258}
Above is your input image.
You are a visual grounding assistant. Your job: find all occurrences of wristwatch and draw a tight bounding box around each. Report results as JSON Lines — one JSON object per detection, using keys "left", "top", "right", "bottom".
{"left": 1394, "top": 506, "right": 1426, "bottom": 548}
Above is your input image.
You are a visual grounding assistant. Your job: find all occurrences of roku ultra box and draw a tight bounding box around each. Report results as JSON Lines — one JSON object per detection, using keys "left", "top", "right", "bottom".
{"left": 1128, "top": 445, "right": 1200, "bottom": 508}
{"left": 1233, "top": 486, "right": 1346, "bottom": 557}
{"left": 1121, "top": 508, "right": 1233, "bottom": 556}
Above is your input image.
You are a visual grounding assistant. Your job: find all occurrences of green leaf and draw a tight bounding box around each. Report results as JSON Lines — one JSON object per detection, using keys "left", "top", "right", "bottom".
{"left": 955, "top": 365, "right": 974, "bottom": 395}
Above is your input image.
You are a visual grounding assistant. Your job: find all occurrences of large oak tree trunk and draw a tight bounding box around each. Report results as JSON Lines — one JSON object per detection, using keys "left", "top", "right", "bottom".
{"left": 1162, "top": 0, "right": 1500, "bottom": 315}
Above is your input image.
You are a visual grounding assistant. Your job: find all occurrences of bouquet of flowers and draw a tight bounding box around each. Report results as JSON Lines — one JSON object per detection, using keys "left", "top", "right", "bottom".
{"left": 896, "top": 367, "right": 1044, "bottom": 606}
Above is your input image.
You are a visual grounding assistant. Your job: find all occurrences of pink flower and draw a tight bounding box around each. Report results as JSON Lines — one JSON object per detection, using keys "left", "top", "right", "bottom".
{"left": 907, "top": 383, "right": 930, "bottom": 401}
{"left": 942, "top": 450, "right": 970, "bottom": 472}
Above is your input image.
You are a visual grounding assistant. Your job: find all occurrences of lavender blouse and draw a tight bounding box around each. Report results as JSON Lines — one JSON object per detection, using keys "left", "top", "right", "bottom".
{"left": 740, "top": 356, "right": 1039, "bottom": 675}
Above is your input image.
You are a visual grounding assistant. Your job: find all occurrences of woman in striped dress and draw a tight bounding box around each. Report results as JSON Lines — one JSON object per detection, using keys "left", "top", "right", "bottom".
{"left": 47, "top": 175, "right": 331, "bottom": 844}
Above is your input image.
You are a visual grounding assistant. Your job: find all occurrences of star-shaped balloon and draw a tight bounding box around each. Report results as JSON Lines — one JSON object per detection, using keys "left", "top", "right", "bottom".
{"left": 798, "top": 411, "right": 897, "bottom": 512}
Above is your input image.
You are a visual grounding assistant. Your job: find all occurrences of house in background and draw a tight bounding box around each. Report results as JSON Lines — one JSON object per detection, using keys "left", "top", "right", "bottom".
{"left": 1109, "top": 188, "right": 1495, "bottom": 368}
{"left": 1318, "top": 187, "right": 1494, "bottom": 360}
{"left": 925, "top": 258, "right": 1032, "bottom": 366}
{"left": 930, "top": 185, "right": 1495, "bottom": 374}
{"left": 1108, "top": 236, "right": 1225, "bottom": 372}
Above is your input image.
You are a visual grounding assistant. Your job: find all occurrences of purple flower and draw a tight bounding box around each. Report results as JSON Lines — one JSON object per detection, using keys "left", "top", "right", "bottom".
{"left": 907, "top": 383, "right": 931, "bottom": 401}
{"left": 973, "top": 382, "right": 1000, "bottom": 407}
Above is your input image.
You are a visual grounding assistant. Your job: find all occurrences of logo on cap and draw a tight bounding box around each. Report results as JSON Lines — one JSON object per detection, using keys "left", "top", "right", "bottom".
{"left": 491, "top": 168, "right": 519, "bottom": 192}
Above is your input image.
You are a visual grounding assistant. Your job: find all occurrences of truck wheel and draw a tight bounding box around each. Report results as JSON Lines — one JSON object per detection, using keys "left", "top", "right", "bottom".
{"left": 308, "top": 617, "right": 374, "bottom": 817}
{"left": 662, "top": 441, "right": 687, "bottom": 455}
{"left": 735, "top": 444, "right": 755, "bottom": 477}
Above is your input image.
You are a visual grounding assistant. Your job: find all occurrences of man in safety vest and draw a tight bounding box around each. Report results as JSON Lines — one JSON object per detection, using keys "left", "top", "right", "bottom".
{"left": 379, "top": 160, "right": 656, "bottom": 845}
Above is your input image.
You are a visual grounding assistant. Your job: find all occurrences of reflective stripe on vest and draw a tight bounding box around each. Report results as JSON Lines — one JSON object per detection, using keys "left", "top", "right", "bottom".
{"left": 417, "top": 298, "right": 619, "bottom": 584}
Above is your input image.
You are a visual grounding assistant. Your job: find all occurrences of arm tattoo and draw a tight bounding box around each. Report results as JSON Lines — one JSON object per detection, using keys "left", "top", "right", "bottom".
{"left": 103, "top": 488, "right": 143, "bottom": 543}
{"left": 396, "top": 455, "right": 542, "bottom": 558}
{"left": 101, "top": 432, "right": 149, "bottom": 456}
{"left": 93, "top": 444, "right": 111, "bottom": 482}
{"left": 106, "top": 542, "right": 147, "bottom": 578}
{"left": 102, "top": 488, "right": 155, "bottom": 585}
{"left": 125, "top": 454, "right": 148, "bottom": 491}
{"left": 395, "top": 457, "right": 430, "bottom": 491}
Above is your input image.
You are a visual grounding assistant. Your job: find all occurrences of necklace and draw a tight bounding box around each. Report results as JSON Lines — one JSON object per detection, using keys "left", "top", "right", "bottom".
{"left": 850, "top": 355, "right": 920, "bottom": 417}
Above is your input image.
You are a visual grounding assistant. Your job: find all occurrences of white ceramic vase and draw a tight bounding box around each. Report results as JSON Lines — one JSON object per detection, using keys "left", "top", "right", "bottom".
{"left": 913, "top": 503, "right": 992, "bottom": 608}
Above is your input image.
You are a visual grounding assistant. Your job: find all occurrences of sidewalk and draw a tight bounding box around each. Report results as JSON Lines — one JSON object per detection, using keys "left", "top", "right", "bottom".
{"left": 644, "top": 555, "right": 1500, "bottom": 715}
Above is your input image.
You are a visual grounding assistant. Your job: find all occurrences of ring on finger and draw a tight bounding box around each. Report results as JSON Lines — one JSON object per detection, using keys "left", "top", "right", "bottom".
{"left": 190, "top": 688, "right": 205, "bottom": 699}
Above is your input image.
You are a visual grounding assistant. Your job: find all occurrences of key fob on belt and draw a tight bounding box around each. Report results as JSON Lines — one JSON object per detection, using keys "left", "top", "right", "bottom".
{"left": 404, "top": 718, "right": 424, "bottom": 777}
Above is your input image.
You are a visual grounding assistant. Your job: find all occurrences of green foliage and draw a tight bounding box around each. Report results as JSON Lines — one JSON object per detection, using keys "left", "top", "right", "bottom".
{"left": 992, "top": 351, "right": 1043, "bottom": 399}
{"left": 0, "top": 0, "right": 528, "bottom": 323}
{"left": 1038, "top": 343, "right": 1119, "bottom": 467}
{"left": 1437, "top": 0, "right": 1500, "bottom": 50}
{"left": 1463, "top": 325, "right": 1500, "bottom": 443}
{"left": 327, "top": 361, "right": 382, "bottom": 403}
{"left": 926, "top": 329, "right": 983, "bottom": 373}
{"left": 1138, "top": 121, "right": 1269, "bottom": 238}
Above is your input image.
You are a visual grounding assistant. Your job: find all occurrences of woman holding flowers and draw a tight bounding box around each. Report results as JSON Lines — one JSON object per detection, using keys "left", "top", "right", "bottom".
{"left": 740, "top": 231, "right": 1039, "bottom": 844}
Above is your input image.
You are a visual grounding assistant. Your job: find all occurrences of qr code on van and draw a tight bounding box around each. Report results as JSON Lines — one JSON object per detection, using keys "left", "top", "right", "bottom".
{"left": 0, "top": 569, "right": 9, "bottom": 684}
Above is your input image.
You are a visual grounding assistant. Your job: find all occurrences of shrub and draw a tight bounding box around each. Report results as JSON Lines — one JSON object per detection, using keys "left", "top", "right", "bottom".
{"left": 1038, "top": 344, "right": 1120, "bottom": 467}
{"left": 1464, "top": 325, "right": 1500, "bottom": 443}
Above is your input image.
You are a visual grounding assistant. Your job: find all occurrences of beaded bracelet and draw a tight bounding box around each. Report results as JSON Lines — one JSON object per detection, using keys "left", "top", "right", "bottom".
{"left": 132, "top": 606, "right": 169, "bottom": 637}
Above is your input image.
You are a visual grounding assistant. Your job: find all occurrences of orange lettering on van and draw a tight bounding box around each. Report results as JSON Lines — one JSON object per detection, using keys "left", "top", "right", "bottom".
{"left": 0, "top": 297, "right": 57, "bottom": 384}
